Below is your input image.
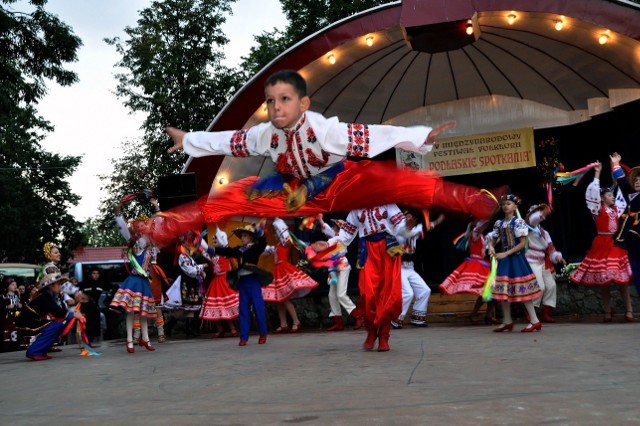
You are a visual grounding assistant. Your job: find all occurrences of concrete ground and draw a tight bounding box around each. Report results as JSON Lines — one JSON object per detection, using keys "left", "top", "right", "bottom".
{"left": 1, "top": 320, "right": 639, "bottom": 425}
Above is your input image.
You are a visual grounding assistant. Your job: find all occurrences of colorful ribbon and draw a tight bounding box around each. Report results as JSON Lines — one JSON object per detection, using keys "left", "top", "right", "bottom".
{"left": 119, "top": 189, "right": 155, "bottom": 205}
{"left": 555, "top": 162, "right": 598, "bottom": 186}
{"left": 482, "top": 257, "right": 497, "bottom": 301}
{"left": 127, "top": 249, "right": 148, "bottom": 278}
{"left": 60, "top": 309, "right": 101, "bottom": 356}
{"left": 453, "top": 223, "right": 473, "bottom": 252}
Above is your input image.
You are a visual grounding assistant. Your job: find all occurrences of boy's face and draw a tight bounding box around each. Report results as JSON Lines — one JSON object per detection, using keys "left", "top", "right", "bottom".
{"left": 264, "top": 81, "right": 310, "bottom": 129}
{"left": 239, "top": 232, "right": 254, "bottom": 245}
{"left": 49, "top": 282, "right": 62, "bottom": 294}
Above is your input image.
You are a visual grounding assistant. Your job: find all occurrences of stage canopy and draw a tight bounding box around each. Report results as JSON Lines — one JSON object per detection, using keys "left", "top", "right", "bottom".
{"left": 184, "top": 0, "right": 640, "bottom": 197}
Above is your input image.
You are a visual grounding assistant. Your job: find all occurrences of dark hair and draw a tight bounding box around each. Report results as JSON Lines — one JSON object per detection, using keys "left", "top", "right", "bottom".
{"left": 403, "top": 209, "right": 420, "bottom": 220}
{"left": 309, "top": 231, "right": 328, "bottom": 244}
{"left": 237, "top": 230, "right": 255, "bottom": 241}
{"left": 265, "top": 70, "right": 307, "bottom": 97}
{"left": 89, "top": 266, "right": 101, "bottom": 273}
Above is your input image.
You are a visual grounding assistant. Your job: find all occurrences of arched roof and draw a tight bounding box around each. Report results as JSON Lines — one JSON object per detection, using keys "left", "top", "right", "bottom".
{"left": 185, "top": 0, "right": 640, "bottom": 196}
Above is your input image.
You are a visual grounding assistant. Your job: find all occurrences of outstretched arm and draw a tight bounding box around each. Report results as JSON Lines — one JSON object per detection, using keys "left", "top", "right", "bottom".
{"left": 166, "top": 127, "right": 186, "bottom": 154}
{"left": 425, "top": 121, "right": 456, "bottom": 146}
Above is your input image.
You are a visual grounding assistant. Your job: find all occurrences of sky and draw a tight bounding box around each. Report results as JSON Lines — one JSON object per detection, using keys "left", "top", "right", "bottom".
{"left": 30, "top": 0, "right": 286, "bottom": 221}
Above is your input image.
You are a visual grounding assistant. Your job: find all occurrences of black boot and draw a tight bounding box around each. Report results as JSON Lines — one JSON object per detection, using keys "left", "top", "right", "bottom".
{"left": 190, "top": 318, "right": 201, "bottom": 337}
{"left": 184, "top": 318, "right": 194, "bottom": 337}
{"left": 164, "top": 316, "right": 177, "bottom": 337}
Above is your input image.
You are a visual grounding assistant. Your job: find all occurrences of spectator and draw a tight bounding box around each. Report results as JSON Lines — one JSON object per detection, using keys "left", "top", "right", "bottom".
{"left": 78, "top": 267, "right": 104, "bottom": 343}
{"left": 1, "top": 277, "right": 22, "bottom": 352}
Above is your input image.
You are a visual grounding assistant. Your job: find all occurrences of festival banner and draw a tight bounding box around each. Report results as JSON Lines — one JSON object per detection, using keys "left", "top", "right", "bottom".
{"left": 396, "top": 128, "right": 536, "bottom": 176}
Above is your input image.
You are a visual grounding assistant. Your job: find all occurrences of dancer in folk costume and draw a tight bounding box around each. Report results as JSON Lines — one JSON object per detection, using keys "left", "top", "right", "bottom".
{"left": 110, "top": 203, "right": 158, "bottom": 354}
{"left": 167, "top": 229, "right": 212, "bottom": 337}
{"left": 132, "top": 197, "right": 169, "bottom": 344}
{"left": 525, "top": 204, "right": 566, "bottom": 323}
{"left": 145, "top": 259, "right": 171, "bottom": 342}
{"left": 213, "top": 221, "right": 272, "bottom": 346}
{"left": 38, "top": 242, "right": 62, "bottom": 278}
{"left": 488, "top": 194, "right": 543, "bottom": 333}
{"left": 570, "top": 158, "right": 633, "bottom": 322}
{"left": 329, "top": 204, "right": 405, "bottom": 352}
{"left": 612, "top": 152, "right": 640, "bottom": 300}
{"left": 200, "top": 227, "right": 239, "bottom": 338}
{"left": 440, "top": 220, "right": 498, "bottom": 325}
{"left": 317, "top": 215, "right": 364, "bottom": 331}
{"left": 152, "top": 70, "right": 503, "bottom": 248}
{"left": 16, "top": 274, "right": 82, "bottom": 361}
{"left": 262, "top": 218, "right": 318, "bottom": 333}
{"left": 392, "top": 210, "right": 443, "bottom": 329}
{"left": 37, "top": 242, "right": 78, "bottom": 309}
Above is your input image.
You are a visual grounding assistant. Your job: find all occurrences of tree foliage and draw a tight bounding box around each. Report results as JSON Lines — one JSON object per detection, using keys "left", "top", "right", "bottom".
{"left": 241, "top": 0, "right": 389, "bottom": 76}
{"left": 97, "top": 0, "right": 244, "bottom": 225}
{"left": 79, "top": 217, "right": 123, "bottom": 248}
{"left": 0, "top": 0, "right": 83, "bottom": 262}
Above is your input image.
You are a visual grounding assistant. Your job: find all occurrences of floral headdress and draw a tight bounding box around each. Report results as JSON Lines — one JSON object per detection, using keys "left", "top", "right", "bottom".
{"left": 43, "top": 242, "right": 58, "bottom": 260}
{"left": 500, "top": 194, "right": 521, "bottom": 205}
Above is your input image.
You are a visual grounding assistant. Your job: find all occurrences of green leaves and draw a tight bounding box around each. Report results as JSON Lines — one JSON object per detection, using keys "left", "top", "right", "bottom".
{"left": 0, "top": 0, "right": 83, "bottom": 262}
{"left": 97, "top": 0, "right": 243, "bottom": 229}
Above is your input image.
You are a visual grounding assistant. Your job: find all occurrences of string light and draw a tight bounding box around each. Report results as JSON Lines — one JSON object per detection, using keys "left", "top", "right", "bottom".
{"left": 599, "top": 33, "right": 609, "bottom": 45}
{"left": 327, "top": 54, "right": 336, "bottom": 64}
{"left": 365, "top": 36, "right": 374, "bottom": 47}
{"left": 507, "top": 13, "right": 517, "bottom": 25}
{"left": 465, "top": 20, "right": 473, "bottom": 35}
{"left": 554, "top": 19, "right": 564, "bottom": 31}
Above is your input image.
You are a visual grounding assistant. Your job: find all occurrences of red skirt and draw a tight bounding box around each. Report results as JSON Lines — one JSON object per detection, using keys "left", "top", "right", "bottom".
{"left": 200, "top": 274, "right": 239, "bottom": 320}
{"left": 262, "top": 262, "right": 318, "bottom": 302}
{"left": 439, "top": 257, "right": 490, "bottom": 296}
{"left": 570, "top": 235, "right": 632, "bottom": 285}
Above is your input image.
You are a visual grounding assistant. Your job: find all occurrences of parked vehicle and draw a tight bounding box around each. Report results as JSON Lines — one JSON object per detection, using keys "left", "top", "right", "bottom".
{"left": 70, "top": 260, "right": 128, "bottom": 286}
{"left": 0, "top": 263, "right": 39, "bottom": 286}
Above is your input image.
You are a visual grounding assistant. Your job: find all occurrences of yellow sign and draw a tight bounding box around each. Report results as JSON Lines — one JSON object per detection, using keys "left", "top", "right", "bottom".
{"left": 397, "top": 128, "right": 536, "bottom": 176}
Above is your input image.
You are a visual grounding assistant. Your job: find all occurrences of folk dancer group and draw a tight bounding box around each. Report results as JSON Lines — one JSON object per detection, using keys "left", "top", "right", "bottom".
{"left": 20, "top": 68, "right": 637, "bottom": 360}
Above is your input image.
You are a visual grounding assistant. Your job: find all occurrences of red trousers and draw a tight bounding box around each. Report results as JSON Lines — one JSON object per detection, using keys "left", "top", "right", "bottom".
{"left": 148, "top": 160, "right": 499, "bottom": 247}
{"left": 359, "top": 238, "right": 402, "bottom": 328}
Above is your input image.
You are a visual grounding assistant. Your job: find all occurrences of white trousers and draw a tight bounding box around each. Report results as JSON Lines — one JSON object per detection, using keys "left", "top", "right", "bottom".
{"left": 528, "top": 260, "right": 557, "bottom": 308}
{"left": 399, "top": 267, "right": 431, "bottom": 319}
{"left": 328, "top": 269, "right": 356, "bottom": 317}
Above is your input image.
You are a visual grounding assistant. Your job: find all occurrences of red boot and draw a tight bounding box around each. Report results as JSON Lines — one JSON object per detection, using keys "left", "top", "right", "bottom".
{"left": 363, "top": 323, "right": 378, "bottom": 351}
{"left": 351, "top": 309, "right": 364, "bottom": 330}
{"left": 433, "top": 182, "right": 508, "bottom": 220}
{"left": 377, "top": 323, "right": 391, "bottom": 352}
{"left": 541, "top": 305, "right": 556, "bottom": 323}
{"left": 327, "top": 316, "right": 345, "bottom": 331}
